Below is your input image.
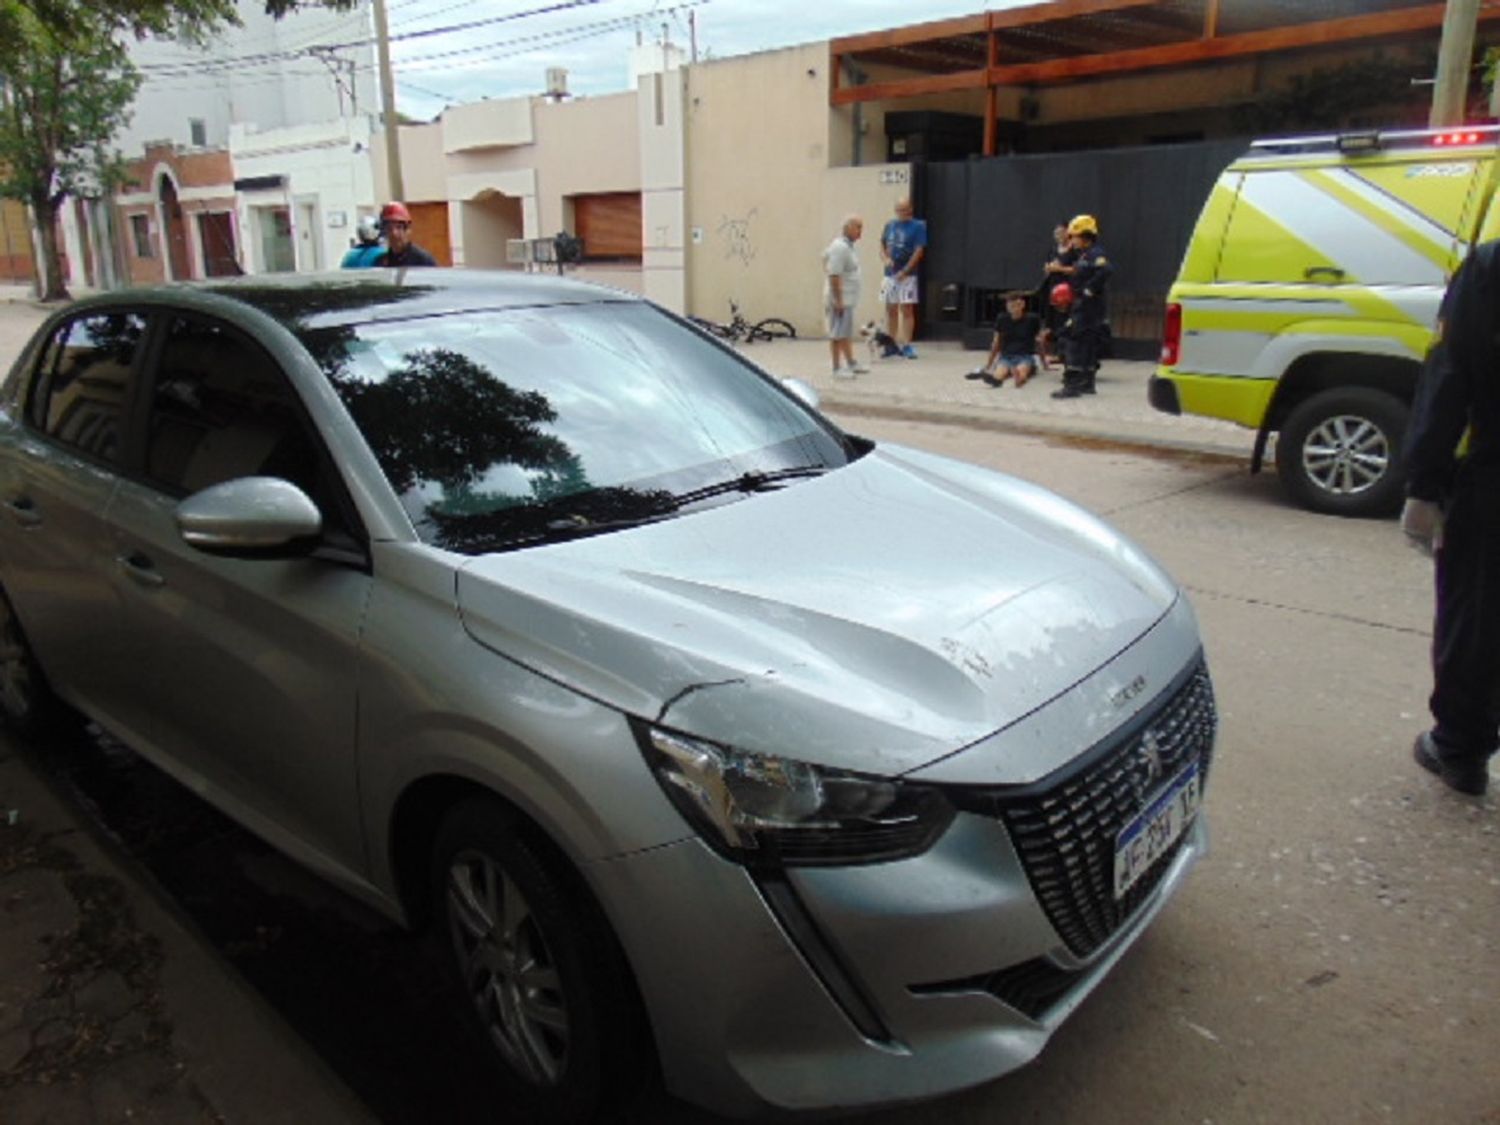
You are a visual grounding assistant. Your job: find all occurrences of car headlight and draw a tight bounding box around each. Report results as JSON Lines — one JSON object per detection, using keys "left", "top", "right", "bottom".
{"left": 633, "top": 722, "right": 954, "bottom": 867}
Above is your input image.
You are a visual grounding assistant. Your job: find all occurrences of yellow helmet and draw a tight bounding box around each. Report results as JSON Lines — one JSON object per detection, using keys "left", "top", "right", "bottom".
{"left": 1067, "top": 214, "right": 1099, "bottom": 236}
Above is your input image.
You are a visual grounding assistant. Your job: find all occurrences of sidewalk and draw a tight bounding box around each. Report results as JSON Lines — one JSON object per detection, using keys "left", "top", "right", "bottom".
{"left": 741, "top": 335, "right": 1250, "bottom": 459}
{"left": 0, "top": 738, "right": 373, "bottom": 1123}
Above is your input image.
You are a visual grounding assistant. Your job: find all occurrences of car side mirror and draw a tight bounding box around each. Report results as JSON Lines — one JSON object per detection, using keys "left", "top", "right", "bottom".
{"left": 782, "top": 377, "right": 820, "bottom": 411}
{"left": 176, "top": 477, "right": 323, "bottom": 558}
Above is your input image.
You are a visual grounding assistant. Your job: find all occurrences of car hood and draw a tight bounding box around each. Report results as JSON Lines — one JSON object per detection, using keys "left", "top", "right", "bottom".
{"left": 456, "top": 444, "right": 1179, "bottom": 776}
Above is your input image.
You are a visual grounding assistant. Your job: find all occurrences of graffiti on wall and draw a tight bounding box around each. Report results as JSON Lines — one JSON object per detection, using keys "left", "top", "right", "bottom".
{"left": 717, "top": 209, "right": 757, "bottom": 266}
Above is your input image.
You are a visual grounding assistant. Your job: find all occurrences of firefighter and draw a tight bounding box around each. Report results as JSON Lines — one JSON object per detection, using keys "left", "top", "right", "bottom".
{"left": 1402, "top": 240, "right": 1500, "bottom": 797}
{"left": 1050, "top": 214, "right": 1113, "bottom": 399}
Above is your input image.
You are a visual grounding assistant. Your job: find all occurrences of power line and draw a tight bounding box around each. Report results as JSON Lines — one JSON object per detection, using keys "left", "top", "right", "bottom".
{"left": 138, "top": 0, "right": 617, "bottom": 72}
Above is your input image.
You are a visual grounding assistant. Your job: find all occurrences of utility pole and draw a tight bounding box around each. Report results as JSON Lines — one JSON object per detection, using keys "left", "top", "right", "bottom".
{"left": 1431, "top": 0, "right": 1480, "bottom": 127}
{"left": 372, "top": 0, "right": 404, "bottom": 200}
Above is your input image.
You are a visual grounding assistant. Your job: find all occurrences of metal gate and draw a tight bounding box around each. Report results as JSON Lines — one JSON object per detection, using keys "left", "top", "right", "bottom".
{"left": 917, "top": 139, "right": 1245, "bottom": 358}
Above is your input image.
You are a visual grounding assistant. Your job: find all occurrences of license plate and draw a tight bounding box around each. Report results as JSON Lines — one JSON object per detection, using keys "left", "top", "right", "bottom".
{"left": 1113, "top": 762, "right": 1200, "bottom": 899}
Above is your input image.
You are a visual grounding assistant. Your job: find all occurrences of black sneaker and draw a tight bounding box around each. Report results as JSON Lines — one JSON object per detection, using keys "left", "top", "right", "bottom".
{"left": 1413, "top": 732, "right": 1489, "bottom": 796}
{"left": 964, "top": 369, "right": 988, "bottom": 380}
{"left": 981, "top": 374, "right": 1003, "bottom": 387}
{"left": 1051, "top": 387, "right": 1082, "bottom": 399}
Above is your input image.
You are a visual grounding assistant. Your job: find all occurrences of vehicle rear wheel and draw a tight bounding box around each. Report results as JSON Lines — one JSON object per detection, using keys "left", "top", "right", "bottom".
{"left": 0, "top": 590, "right": 67, "bottom": 739}
{"left": 430, "top": 797, "right": 647, "bottom": 1123}
{"left": 1276, "top": 387, "right": 1409, "bottom": 517}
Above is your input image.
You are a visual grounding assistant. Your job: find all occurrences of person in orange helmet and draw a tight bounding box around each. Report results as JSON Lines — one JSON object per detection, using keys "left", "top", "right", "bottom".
{"left": 376, "top": 201, "right": 436, "bottom": 268}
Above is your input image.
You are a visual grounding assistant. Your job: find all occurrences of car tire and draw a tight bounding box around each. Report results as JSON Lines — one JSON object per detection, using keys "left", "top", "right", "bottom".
{"left": 430, "top": 797, "right": 648, "bottom": 1124}
{"left": 1276, "top": 387, "right": 1409, "bottom": 517}
{"left": 0, "top": 588, "right": 69, "bottom": 740}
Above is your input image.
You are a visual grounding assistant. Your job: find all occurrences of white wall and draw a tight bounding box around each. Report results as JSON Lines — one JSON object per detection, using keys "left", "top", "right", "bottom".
{"left": 230, "top": 116, "right": 377, "bottom": 273}
{"left": 116, "top": 0, "right": 377, "bottom": 156}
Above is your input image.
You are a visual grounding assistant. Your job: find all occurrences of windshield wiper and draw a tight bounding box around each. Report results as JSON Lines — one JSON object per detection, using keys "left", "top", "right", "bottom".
{"left": 669, "top": 465, "right": 831, "bottom": 510}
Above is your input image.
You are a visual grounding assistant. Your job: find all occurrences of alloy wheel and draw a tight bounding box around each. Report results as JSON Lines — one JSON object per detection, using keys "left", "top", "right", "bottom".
{"left": 1300, "top": 413, "right": 1390, "bottom": 497}
{"left": 445, "top": 848, "right": 571, "bottom": 1086}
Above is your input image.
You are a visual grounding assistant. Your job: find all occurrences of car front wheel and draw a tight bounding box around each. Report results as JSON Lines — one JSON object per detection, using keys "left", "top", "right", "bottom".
{"left": 1276, "top": 387, "right": 1409, "bottom": 517}
{"left": 430, "top": 797, "right": 647, "bottom": 1123}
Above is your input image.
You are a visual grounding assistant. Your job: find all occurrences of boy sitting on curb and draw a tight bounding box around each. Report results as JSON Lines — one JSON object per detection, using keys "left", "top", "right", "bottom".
{"left": 966, "top": 291, "right": 1043, "bottom": 388}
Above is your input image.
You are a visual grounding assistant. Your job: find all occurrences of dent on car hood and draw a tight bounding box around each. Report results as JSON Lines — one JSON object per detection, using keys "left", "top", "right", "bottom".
{"left": 455, "top": 445, "right": 1178, "bottom": 776}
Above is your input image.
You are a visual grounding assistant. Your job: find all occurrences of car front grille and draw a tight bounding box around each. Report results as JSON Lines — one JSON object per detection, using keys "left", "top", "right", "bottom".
{"left": 911, "top": 957, "right": 1084, "bottom": 1021}
{"left": 953, "top": 662, "right": 1217, "bottom": 959}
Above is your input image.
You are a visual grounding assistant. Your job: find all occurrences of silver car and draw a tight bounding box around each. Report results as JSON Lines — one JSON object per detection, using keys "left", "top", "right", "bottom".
{"left": 0, "top": 272, "right": 1216, "bottom": 1121}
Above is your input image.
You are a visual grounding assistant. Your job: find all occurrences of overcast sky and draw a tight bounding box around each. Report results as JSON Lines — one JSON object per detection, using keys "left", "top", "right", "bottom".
{"left": 383, "top": 1, "right": 1029, "bottom": 119}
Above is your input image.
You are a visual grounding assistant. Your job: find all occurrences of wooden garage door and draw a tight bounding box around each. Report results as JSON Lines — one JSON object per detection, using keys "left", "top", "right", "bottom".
{"left": 573, "top": 193, "right": 642, "bottom": 261}
{"left": 408, "top": 202, "right": 452, "bottom": 266}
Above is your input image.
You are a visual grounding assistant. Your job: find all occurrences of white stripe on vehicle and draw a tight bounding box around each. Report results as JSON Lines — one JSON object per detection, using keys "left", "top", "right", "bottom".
{"left": 1333, "top": 168, "right": 1461, "bottom": 246}
{"left": 1237, "top": 174, "right": 1447, "bottom": 287}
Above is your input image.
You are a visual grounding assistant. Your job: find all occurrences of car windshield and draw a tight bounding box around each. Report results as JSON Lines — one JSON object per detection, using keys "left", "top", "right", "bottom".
{"left": 297, "top": 301, "right": 851, "bottom": 553}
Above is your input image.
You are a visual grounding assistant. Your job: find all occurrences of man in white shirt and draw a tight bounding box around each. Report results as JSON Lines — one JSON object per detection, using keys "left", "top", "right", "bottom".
{"left": 823, "top": 215, "right": 867, "bottom": 378}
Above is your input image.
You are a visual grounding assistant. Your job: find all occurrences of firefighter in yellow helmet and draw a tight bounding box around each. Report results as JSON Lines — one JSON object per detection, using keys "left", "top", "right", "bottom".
{"left": 1048, "top": 213, "right": 1113, "bottom": 399}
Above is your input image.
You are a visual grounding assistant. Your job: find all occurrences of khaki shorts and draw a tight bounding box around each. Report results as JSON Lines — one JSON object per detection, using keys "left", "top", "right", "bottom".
{"left": 825, "top": 304, "right": 854, "bottom": 339}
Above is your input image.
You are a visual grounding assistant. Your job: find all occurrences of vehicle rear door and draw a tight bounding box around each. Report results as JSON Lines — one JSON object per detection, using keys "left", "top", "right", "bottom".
{"left": 0, "top": 310, "right": 146, "bottom": 731}
{"left": 105, "top": 312, "right": 373, "bottom": 873}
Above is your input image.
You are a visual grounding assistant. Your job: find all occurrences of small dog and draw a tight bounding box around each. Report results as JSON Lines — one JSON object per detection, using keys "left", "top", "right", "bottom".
{"left": 859, "top": 321, "right": 903, "bottom": 362}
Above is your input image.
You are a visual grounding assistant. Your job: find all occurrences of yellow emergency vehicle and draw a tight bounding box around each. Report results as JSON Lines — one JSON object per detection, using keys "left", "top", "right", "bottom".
{"left": 1150, "top": 125, "right": 1500, "bottom": 517}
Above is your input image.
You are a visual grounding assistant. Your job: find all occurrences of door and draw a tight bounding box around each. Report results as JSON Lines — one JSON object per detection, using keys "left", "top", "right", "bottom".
{"left": 258, "top": 207, "right": 296, "bottom": 273}
{"left": 105, "top": 313, "right": 372, "bottom": 871}
{"left": 0, "top": 311, "right": 146, "bottom": 730}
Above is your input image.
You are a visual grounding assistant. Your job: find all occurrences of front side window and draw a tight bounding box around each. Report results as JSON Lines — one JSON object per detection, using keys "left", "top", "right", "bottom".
{"left": 145, "top": 317, "right": 329, "bottom": 508}
{"left": 299, "top": 301, "right": 851, "bottom": 553}
{"left": 30, "top": 312, "right": 147, "bottom": 462}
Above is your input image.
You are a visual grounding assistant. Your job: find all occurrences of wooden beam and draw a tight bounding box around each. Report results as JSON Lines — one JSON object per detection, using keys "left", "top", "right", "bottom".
{"left": 987, "top": 3, "right": 1500, "bottom": 87}
{"left": 832, "top": 13, "right": 987, "bottom": 56}
{"left": 831, "top": 67, "right": 989, "bottom": 106}
{"left": 987, "top": 0, "right": 1162, "bottom": 33}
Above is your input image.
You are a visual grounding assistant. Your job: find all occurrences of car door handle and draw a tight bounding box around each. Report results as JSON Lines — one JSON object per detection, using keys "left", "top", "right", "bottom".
{"left": 1304, "top": 266, "right": 1346, "bottom": 282}
{"left": 116, "top": 552, "right": 166, "bottom": 589}
{"left": 4, "top": 497, "right": 41, "bottom": 527}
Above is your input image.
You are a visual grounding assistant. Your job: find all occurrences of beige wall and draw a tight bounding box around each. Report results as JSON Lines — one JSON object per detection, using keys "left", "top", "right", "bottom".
{"left": 371, "top": 121, "right": 447, "bottom": 204}
{"left": 444, "top": 97, "right": 534, "bottom": 152}
{"left": 686, "top": 42, "right": 847, "bottom": 336}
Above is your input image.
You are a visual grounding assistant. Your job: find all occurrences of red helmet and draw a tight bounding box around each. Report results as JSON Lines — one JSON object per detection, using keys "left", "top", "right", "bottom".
{"left": 1049, "top": 282, "right": 1075, "bottom": 311}
{"left": 380, "top": 201, "right": 412, "bottom": 225}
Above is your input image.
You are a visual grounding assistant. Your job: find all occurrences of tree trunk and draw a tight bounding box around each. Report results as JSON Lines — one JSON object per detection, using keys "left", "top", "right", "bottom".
{"left": 31, "top": 199, "right": 69, "bottom": 302}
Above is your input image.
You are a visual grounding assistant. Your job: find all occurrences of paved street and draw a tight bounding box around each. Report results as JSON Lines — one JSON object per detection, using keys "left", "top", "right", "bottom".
{"left": 0, "top": 291, "right": 1495, "bottom": 1123}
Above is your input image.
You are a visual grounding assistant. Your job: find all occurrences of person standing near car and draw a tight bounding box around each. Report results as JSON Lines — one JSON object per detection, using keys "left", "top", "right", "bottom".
{"left": 376, "top": 201, "right": 437, "bottom": 268}
{"left": 880, "top": 198, "right": 927, "bottom": 359}
{"left": 1050, "top": 214, "right": 1113, "bottom": 399}
{"left": 823, "top": 215, "right": 867, "bottom": 378}
{"left": 1401, "top": 240, "right": 1500, "bottom": 797}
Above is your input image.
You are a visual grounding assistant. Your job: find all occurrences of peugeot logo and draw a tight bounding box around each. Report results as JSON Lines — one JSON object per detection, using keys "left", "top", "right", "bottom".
{"left": 1139, "top": 730, "right": 1164, "bottom": 785}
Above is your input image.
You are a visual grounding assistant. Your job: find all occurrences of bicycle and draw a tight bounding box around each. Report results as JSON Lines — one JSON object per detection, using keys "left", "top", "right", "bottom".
{"left": 688, "top": 300, "right": 797, "bottom": 344}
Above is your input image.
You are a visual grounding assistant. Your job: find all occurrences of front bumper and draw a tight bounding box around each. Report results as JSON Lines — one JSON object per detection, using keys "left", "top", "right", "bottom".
{"left": 593, "top": 808, "right": 1208, "bottom": 1118}
{"left": 591, "top": 662, "right": 1216, "bottom": 1117}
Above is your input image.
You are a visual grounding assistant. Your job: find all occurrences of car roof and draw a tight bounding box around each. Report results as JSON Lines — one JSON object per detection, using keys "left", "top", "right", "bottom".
{"left": 73, "top": 269, "right": 640, "bottom": 333}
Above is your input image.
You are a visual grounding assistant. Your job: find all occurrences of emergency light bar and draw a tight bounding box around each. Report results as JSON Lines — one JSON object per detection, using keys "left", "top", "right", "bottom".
{"left": 1251, "top": 125, "right": 1500, "bottom": 156}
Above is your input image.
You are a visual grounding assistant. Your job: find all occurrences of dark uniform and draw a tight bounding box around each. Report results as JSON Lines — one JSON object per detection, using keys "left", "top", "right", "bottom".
{"left": 1055, "top": 241, "right": 1114, "bottom": 397}
{"left": 1405, "top": 239, "right": 1500, "bottom": 793}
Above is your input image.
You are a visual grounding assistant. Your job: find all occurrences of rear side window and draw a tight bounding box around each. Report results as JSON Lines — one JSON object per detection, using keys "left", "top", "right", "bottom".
{"left": 145, "top": 317, "right": 326, "bottom": 503}
{"left": 30, "top": 312, "right": 147, "bottom": 462}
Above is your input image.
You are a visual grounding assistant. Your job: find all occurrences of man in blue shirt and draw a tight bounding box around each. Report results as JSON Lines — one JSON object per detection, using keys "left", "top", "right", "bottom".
{"left": 880, "top": 198, "right": 927, "bottom": 359}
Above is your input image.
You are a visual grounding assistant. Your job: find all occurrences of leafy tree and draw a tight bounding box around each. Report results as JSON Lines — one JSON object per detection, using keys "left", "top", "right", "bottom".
{"left": 0, "top": 8, "right": 140, "bottom": 299}
{"left": 1, "top": 0, "right": 358, "bottom": 47}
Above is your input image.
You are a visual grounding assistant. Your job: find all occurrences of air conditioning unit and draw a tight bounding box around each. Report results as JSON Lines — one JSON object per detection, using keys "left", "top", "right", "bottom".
{"left": 506, "top": 239, "right": 530, "bottom": 264}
